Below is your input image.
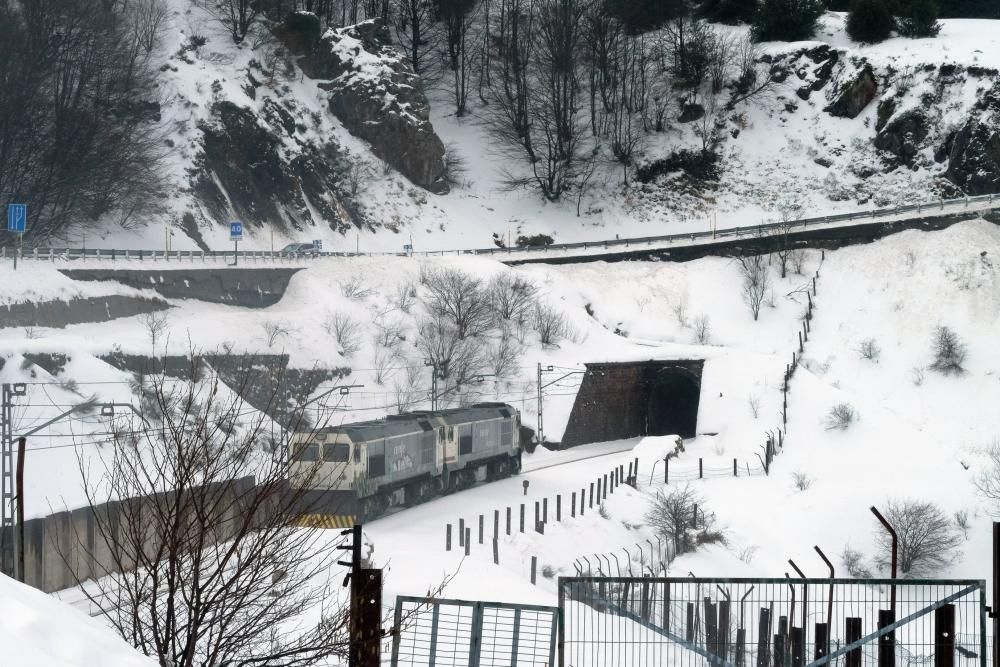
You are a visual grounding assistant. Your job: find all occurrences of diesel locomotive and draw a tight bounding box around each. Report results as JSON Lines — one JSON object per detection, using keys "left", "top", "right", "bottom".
{"left": 289, "top": 403, "right": 522, "bottom": 526}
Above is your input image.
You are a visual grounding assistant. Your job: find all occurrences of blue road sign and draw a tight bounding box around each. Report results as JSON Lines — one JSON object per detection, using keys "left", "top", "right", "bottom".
{"left": 7, "top": 204, "right": 26, "bottom": 233}
{"left": 230, "top": 221, "right": 243, "bottom": 239}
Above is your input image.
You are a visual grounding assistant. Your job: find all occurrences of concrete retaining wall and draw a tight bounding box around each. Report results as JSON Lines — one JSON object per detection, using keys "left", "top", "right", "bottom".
{"left": 59, "top": 268, "right": 303, "bottom": 307}
{"left": 0, "top": 295, "right": 170, "bottom": 328}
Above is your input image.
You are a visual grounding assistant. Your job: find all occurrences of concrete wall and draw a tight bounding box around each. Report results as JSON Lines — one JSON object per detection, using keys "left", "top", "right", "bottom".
{"left": 59, "top": 268, "right": 303, "bottom": 307}
{"left": 560, "top": 360, "right": 704, "bottom": 448}
{"left": 0, "top": 295, "right": 169, "bottom": 328}
{"left": 9, "top": 476, "right": 258, "bottom": 593}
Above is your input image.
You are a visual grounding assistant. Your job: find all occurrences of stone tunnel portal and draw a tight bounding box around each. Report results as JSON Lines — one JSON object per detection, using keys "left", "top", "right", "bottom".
{"left": 559, "top": 360, "right": 703, "bottom": 448}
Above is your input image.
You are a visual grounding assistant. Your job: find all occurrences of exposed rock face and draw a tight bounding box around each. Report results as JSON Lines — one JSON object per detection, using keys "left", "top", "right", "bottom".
{"left": 874, "top": 109, "right": 929, "bottom": 165}
{"left": 678, "top": 103, "right": 705, "bottom": 123}
{"left": 190, "top": 101, "right": 356, "bottom": 232}
{"left": 944, "top": 82, "right": 1000, "bottom": 195}
{"left": 273, "top": 11, "right": 322, "bottom": 56}
{"left": 825, "top": 64, "right": 877, "bottom": 119}
{"left": 302, "top": 19, "right": 449, "bottom": 194}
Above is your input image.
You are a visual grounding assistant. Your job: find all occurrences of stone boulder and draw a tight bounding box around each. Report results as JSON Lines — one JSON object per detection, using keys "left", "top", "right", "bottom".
{"left": 678, "top": 103, "right": 705, "bottom": 123}
{"left": 944, "top": 82, "right": 1000, "bottom": 195}
{"left": 874, "top": 108, "right": 929, "bottom": 165}
{"left": 303, "top": 19, "right": 449, "bottom": 194}
{"left": 273, "top": 11, "right": 323, "bottom": 56}
{"left": 825, "top": 64, "right": 877, "bottom": 119}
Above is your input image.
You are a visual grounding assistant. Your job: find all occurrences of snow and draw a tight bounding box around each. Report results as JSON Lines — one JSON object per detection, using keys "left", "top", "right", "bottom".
{"left": 0, "top": 573, "right": 154, "bottom": 667}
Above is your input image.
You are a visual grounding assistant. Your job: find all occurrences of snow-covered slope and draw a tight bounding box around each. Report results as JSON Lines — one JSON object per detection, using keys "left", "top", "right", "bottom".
{"left": 0, "top": 574, "right": 153, "bottom": 667}
{"left": 71, "top": 4, "right": 1000, "bottom": 254}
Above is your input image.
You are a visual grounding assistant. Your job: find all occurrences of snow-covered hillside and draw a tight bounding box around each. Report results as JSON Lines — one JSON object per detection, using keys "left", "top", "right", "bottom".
{"left": 67, "top": 3, "right": 1000, "bottom": 254}
{"left": 0, "top": 574, "right": 153, "bottom": 667}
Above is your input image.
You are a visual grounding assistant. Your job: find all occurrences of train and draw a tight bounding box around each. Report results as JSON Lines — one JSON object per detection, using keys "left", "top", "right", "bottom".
{"left": 289, "top": 403, "right": 523, "bottom": 526}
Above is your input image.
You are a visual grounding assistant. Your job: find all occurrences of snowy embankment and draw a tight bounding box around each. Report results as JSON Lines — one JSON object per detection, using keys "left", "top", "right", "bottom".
{"left": 0, "top": 573, "right": 153, "bottom": 667}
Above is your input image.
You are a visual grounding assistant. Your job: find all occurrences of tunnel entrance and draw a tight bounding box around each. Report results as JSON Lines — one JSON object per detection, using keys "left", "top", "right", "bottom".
{"left": 646, "top": 369, "right": 700, "bottom": 439}
{"left": 559, "top": 360, "right": 703, "bottom": 448}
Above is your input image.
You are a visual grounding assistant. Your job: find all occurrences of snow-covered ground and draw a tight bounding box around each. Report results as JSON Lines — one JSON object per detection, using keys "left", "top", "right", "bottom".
{"left": 0, "top": 573, "right": 153, "bottom": 666}
{"left": 60, "top": 5, "right": 1000, "bottom": 255}
{"left": 2, "top": 219, "right": 999, "bottom": 609}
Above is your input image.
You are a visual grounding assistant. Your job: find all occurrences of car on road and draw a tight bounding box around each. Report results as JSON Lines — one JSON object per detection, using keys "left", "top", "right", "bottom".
{"left": 280, "top": 242, "right": 319, "bottom": 255}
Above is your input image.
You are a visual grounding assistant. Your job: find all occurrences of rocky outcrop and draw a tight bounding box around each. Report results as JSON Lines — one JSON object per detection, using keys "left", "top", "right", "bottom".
{"left": 273, "top": 11, "right": 323, "bottom": 56}
{"left": 190, "top": 101, "right": 356, "bottom": 232}
{"left": 943, "top": 82, "right": 1000, "bottom": 195}
{"left": 302, "top": 19, "right": 448, "bottom": 194}
{"left": 825, "top": 64, "right": 877, "bottom": 119}
{"left": 874, "top": 109, "right": 929, "bottom": 165}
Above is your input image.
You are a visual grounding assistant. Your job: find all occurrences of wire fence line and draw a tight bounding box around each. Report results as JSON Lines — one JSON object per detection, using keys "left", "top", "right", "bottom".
{"left": 3, "top": 193, "right": 997, "bottom": 264}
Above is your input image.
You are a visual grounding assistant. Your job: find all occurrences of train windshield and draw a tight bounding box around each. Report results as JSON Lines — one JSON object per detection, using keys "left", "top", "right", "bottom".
{"left": 323, "top": 443, "right": 350, "bottom": 462}
{"left": 293, "top": 442, "right": 319, "bottom": 462}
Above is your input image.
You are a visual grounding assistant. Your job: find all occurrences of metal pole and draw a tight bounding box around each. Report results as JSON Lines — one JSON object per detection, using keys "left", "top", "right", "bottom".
{"left": 15, "top": 437, "right": 24, "bottom": 582}
{"left": 871, "top": 506, "right": 898, "bottom": 612}
{"left": 814, "top": 545, "right": 835, "bottom": 626}
{"left": 536, "top": 363, "right": 543, "bottom": 447}
{"left": 1, "top": 384, "right": 14, "bottom": 576}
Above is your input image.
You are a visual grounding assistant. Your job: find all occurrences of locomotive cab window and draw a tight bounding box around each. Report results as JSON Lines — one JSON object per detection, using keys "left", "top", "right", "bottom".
{"left": 323, "top": 443, "right": 350, "bottom": 463}
{"left": 368, "top": 440, "right": 386, "bottom": 478}
{"left": 294, "top": 442, "right": 319, "bottom": 462}
{"left": 458, "top": 424, "right": 473, "bottom": 455}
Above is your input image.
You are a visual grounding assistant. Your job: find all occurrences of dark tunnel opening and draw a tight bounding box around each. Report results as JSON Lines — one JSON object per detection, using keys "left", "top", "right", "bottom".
{"left": 645, "top": 370, "right": 700, "bottom": 439}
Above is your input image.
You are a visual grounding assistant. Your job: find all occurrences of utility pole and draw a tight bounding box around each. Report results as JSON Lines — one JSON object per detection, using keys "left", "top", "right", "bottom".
{"left": 15, "top": 437, "right": 24, "bottom": 582}
{"left": 339, "top": 524, "right": 381, "bottom": 667}
{"left": 1, "top": 383, "right": 26, "bottom": 577}
{"left": 536, "top": 363, "right": 543, "bottom": 447}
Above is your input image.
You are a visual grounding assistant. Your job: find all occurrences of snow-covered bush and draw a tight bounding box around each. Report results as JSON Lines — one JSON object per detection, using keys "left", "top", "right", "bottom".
{"left": 875, "top": 499, "right": 962, "bottom": 576}
{"left": 261, "top": 320, "right": 291, "bottom": 348}
{"left": 340, "top": 276, "right": 373, "bottom": 300}
{"left": 693, "top": 314, "right": 711, "bottom": 344}
{"left": 323, "top": 313, "right": 361, "bottom": 357}
{"left": 737, "top": 253, "right": 770, "bottom": 321}
{"left": 534, "top": 303, "right": 568, "bottom": 348}
{"left": 792, "top": 471, "right": 813, "bottom": 491}
{"left": 930, "top": 325, "right": 966, "bottom": 374}
{"left": 824, "top": 403, "right": 856, "bottom": 430}
{"left": 857, "top": 338, "right": 881, "bottom": 363}
{"left": 841, "top": 546, "right": 873, "bottom": 579}
{"left": 489, "top": 273, "right": 539, "bottom": 322}
{"left": 423, "top": 267, "right": 493, "bottom": 339}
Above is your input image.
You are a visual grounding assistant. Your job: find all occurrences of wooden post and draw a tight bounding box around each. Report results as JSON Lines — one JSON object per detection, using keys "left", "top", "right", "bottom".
{"left": 757, "top": 609, "right": 772, "bottom": 667}
{"left": 705, "top": 598, "right": 718, "bottom": 658}
{"left": 734, "top": 458, "right": 738, "bottom": 477}
{"left": 556, "top": 495, "right": 562, "bottom": 522}
{"left": 459, "top": 519, "right": 465, "bottom": 546}
{"left": 934, "top": 605, "right": 955, "bottom": 667}
{"left": 519, "top": 504, "right": 525, "bottom": 533}
{"left": 641, "top": 579, "right": 650, "bottom": 621}
{"left": 719, "top": 600, "right": 731, "bottom": 661}
{"left": 581, "top": 488, "right": 586, "bottom": 514}
{"left": 542, "top": 498, "right": 548, "bottom": 523}
{"left": 589, "top": 482, "right": 594, "bottom": 508}
{"left": 736, "top": 628, "right": 747, "bottom": 667}
{"left": 506, "top": 506, "right": 511, "bottom": 535}
{"left": 534, "top": 501, "right": 540, "bottom": 527}
{"left": 878, "top": 610, "right": 895, "bottom": 667}
{"left": 814, "top": 623, "right": 829, "bottom": 661}
{"left": 774, "top": 635, "right": 785, "bottom": 667}
{"left": 665, "top": 458, "right": 669, "bottom": 484}
{"left": 798, "top": 330, "right": 803, "bottom": 352}
{"left": 571, "top": 492, "right": 576, "bottom": 517}
{"left": 478, "top": 514, "right": 484, "bottom": 544}
{"left": 686, "top": 603, "right": 695, "bottom": 642}
{"left": 494, "top": 510, "right": 499, "bottom": 539}
{"left": 530, "top": 556, "right": 537, "bottom": 584}
{"left": 492, "top": 538, "right": 499, "bottom": 565}
{"left": 464, "top": 528, "right": 471, "bottom": 556}
{"left": 446, "top": 524, "right": 452, "bottom": 551}
{"left": 845, "top": 617, "right": 862, "bottom": 667}
{"left": 699, "top": 458, "right": 703, "bottom": 479}
{"left": 791, "top": 627, "right": 804, "bottom": 667}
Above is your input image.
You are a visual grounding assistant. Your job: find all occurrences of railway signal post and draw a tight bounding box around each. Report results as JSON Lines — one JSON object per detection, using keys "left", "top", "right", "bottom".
{"left": 339, "top": 524, "right": 382, "bottom": 667}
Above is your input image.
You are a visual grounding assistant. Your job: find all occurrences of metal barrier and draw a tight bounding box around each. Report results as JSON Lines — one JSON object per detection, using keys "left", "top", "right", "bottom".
{"left": 391, "top": 595, "right": 559, "bottom": 667}
{"left": 557, "top": 577, "right": 989, "bottom": 667}
{"left": 1, "top": 193, "right": 996, "bottom": 264}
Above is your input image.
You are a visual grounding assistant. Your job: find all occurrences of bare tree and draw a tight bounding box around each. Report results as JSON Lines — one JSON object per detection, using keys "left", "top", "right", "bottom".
{"left": 199, "top": 0, "right": 261, "bottom": 43}
{"left": 372, "top": 312, "right": 407, "bottom": 350}
{"left": 488, "top": 272, "right": 539, "bottom": 322}
{"left": 417, "top": 315, "right": 486, "bottom": 392}
{"left": 323, "top": 312, "right": 362, "bottom": 357}
{"left": 72, "top": 357, "right": 353, "bottom": 666}
{"left": 140, "top": 310, "right": 171, "bottom": 349}
{"left": 487, "top": 327, "right": 522, "bottom": 381}
{"left": 930, "top": 325, "right": 967, "bottom": 374}
{"left": 423, "top": 267, "right": 494, "bottom": 339}
{"left": 534, "top": 302, "right": 568, "bottom": 347}
{"left": 789, "top": 248, "right": 807, "bottom": 275}
{"left": 727, "top": 34, "right": 778, "bottom": 108}
{"left": 393, "top": 0, "right": 440, "bottom": 78}
{"left": 441, "top": 0, "right": 479, "bottom": 116}
{"left": 262, "top": 319, "right": 292, "bottom": 348}
{"left": 707, "top": 29, "right": 736, "bottom": 94}
{"left": 394, "top": 281, "right": 418, "bottom": 313}
{"left": 875, "top": 499, "right": 963, "bottom": 575}
{"left": 340, "top": 276, "right": 374, "bottom": 300}
{"left": 693, "top": 314, "right": 711, "bottom": 344}
{"left": 695, "top": 91, "right": 722, "bottom": 156}
{"left": 130, "top": 0, "right": 171, "bottom": 54}
{"left": 671, "top": 292, "right": 690, "bottom": 328}
{"left": 344, "top": 158, "right": 373, "bottom": 198}
{"left": 373, "top": 345, "right": 400, "bottom": 385}
{"left": 736, "top": 253, "right": 769, "bottom": 321}
{"left": 645, "top": 485, "right": 717, "bottom": 557}
{"left": 748, "top": 394, "right": 761, "bottom": 419}
{"left": 857, "top": 338, "right": 881, "bottom": 362}
{"left": 393, "top": 364, "right": 426, "bottom": 413}
{"left": 974, "top": 442, "right": 1000, "bottom": 513}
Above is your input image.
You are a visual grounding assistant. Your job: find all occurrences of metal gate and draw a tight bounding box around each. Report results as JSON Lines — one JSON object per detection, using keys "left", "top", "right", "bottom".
{"left": 557, "top": 577, "right": 989, "bottom": 667}
{"left": 391, "top": 596, "right": 559, "bottom": 667}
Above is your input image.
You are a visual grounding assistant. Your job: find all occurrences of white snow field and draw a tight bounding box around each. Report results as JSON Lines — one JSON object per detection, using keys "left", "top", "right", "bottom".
{"left": 1, "top": 218, "right": 999, "bottom": 656}
{"left": 0, "top": 573, "right": 154, "bottom": 667}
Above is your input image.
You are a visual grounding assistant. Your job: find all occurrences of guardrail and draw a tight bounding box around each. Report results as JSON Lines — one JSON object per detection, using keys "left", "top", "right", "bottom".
{"left": 2, "top": 193, "right": 996, "bottom": 265}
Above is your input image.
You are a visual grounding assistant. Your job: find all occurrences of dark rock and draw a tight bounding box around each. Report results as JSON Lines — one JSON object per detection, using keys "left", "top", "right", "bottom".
{"left": 302, "top": 19, "right": 448, "bottom": 193}
{"left": 825, "top": 64, "right": 877, "bottom": 119}
{"left": 806, "top": 45, "right": 834, "bottom": 63}
{"left": 811, "top": 52, "right": 839, "bottom": 90}
{"left": 814, "top": 157, "right": 833, "bottom": 168}
{"left": 731, "top": 128, "right": 740, "bottom": 139}
{"left": 874, "top": 109, "right": 928, "bottom": 164}
{"left": 678, "top": 103, "right": 705, "bottom": 122}
{"left": 784, "top": 101, "right": 798, "bottom": 113}
{"left": 935, "top": 131, "right": 955, "bottom": 163}
{"left": 261, "top": 98, "right": 296, "bottom": 137}
{"left": 875, "top": 98, "right": 896, "bottom": 132}
{"left": 796, "top": 86, "right": 812, "bottom": 101}
{"left": 945, "top": 118, "right": 1000, "bottom": 194}
{"left": 273, "top": 11, "right": 322, "bottom": 56}
{"left": 770, "top": 65, "right": 789, "bottom": 83}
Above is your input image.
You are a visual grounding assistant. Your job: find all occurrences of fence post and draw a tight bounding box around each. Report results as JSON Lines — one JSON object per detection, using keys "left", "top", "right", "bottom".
{"left": 581, "top": 488, "right": 586, "bottom": 515}
{"left": 493, "top": 538, "right": 499, "bottom": 565}
{"left": 791, "top": 627, "right": 804, "bottom": 667}
{"left": 506, "top": 507, "right": 511, "bottom": 535}
{"left": 934, "top": 605, "right": 955, "bottom": 667}
{"left": 530, "top": 556, "right": 537, "bottom": 584}
{"left": 666, "top": 458, "right": 670, "bottom": 485}
{"left": 878, "top": 610, "right": 895, "bottom": 667}
{"left": 446, "top": 524, "right": 452, "bottom": 551}
{"left": 535, "top": 501, "right": 540, "bottom": 527}
{"left": 571, "top": 492, "right": 576, "bottom": 518}
{"left": 478, "top": 515, "right": 484, "bottom": 545}
{"left": 845, "top": 617, "right": 862, "bottom": 667}
{"left": 520, "top": 504, "right": 525, "bottom": 533}
{"left": 757, "top": 608, "right": 772, "bottom": 667}
{"left": 589, "top": 483, "right": 594, "bottom": 508}
{"left": 699, "top": 458, "right": 703, "bottom": 479}
{"left": 493, "top": 510, "right": 499, "bottom": 539}
{"left": 464, "top": 528, "right": 471, "bottom": 556}
{"left": 556, "top": 495, "right": 561, "bottom": 522}
{"left": 734, "top": 458, "right": 738, "bottom": 477}
{"left": 798, "top": 331, "right": 803, "bottom": 352}
{"left": 543, "top": 498, "right": 548, "bottom": 524}
{"left": 459, "top": 519, "right": 465, "bottom": 547}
